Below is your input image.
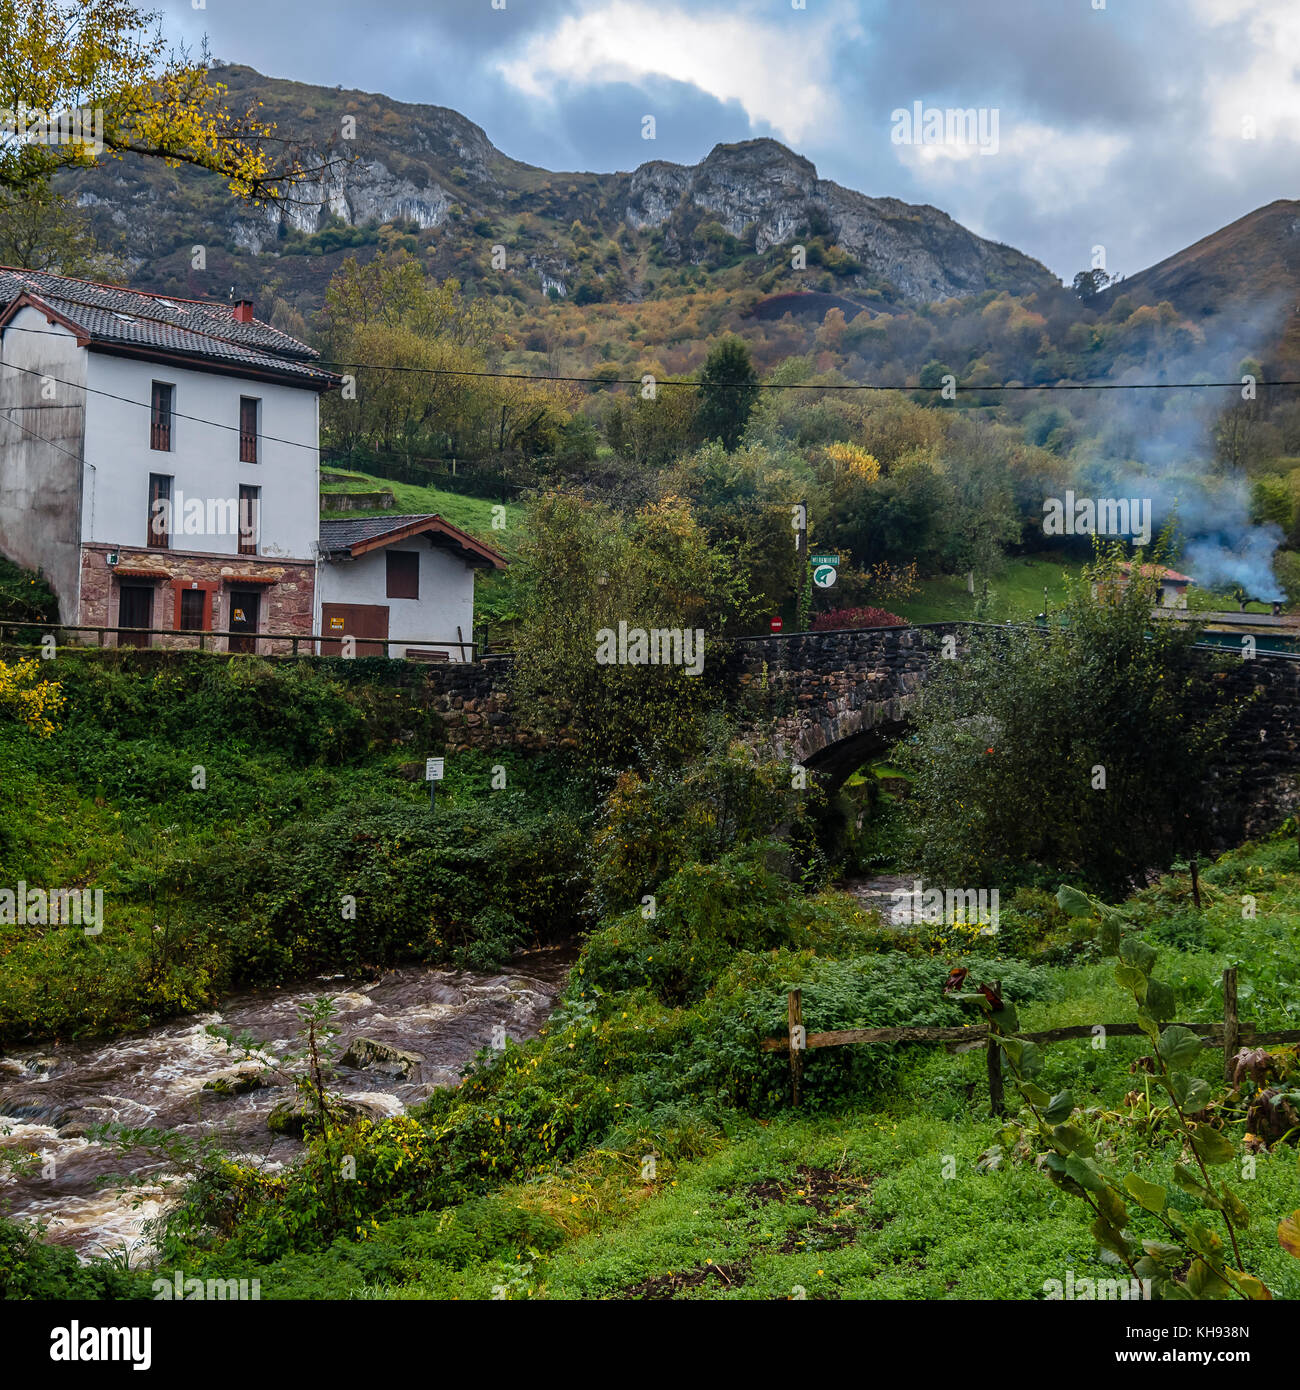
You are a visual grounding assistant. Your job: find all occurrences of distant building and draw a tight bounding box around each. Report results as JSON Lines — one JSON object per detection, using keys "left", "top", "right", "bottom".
{"left": 0, "top": 268, "right": 339, "bottom": 649}
{"left": 1094, "top": 561, "right": 1193, "bottom": 609}
{"left": 317, "top": 514, "right": 507, "bottom": 660}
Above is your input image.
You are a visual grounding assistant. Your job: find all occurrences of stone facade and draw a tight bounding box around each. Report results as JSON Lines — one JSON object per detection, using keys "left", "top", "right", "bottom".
{"left": 78, "top": 543, "right": 314, "bottom": 652}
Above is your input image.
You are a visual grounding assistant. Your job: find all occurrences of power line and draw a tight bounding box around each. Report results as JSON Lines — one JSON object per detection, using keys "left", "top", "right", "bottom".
{"left": 1, "top": 320, "right": 1295, "bottom": 394}
{"left": 1, "top": 356, "right": 324, "bottom": 454}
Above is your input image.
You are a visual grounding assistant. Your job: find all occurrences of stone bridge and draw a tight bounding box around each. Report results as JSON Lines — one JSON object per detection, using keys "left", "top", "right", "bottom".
{"left": 419, "top": 621, "right": 1300, "bottom": 840}
{"left": 422, "top": 623, "right": 956, "bottom": 783}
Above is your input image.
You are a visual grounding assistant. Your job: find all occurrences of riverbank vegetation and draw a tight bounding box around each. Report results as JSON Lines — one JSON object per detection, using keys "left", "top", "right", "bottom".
{"left": 3, "top": 546, "right": 1299, "bottom": 1302}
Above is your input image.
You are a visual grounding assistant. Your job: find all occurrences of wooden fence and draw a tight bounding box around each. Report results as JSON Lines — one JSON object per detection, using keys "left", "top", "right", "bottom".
{"left": 0, "top": 620, "right": 478, "bottom": 661}
{"left": 763, "top": 969, "right": 1300, "bottom": 1113}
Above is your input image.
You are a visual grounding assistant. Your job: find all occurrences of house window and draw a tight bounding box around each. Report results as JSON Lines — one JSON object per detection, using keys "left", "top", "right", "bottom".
{"left": 386, "top": 550, "right": 419, "bottom": 599}
{"left": 147, "top": 473, "right": 173, "bottom": 549}
{"left": 238, "top": 484, "right": 260, "bottom": 556}
{"left": 150, "top": 382, "right": 173, "bottom": 451}
{"left": 178, "top": 588, "right": 206, "bottom": 631}
{"left": 239, "top": 396, "right": 260, "bottom": 463}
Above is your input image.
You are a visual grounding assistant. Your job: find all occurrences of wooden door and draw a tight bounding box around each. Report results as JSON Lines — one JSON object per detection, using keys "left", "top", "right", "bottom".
{"left": 229, "top": 589, "right": 261, "bottom": 654}
{"left": 117, "top": 584, "right": 153, "bottom": 648}
{"left": 320, "top": 602, "right": 389, "bottom": 657}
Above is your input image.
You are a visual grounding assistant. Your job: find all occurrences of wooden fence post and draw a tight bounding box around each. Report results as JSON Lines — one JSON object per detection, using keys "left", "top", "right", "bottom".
{"left": 987, "top": 979, "right": 1005, "bottom": 1118}
{"left": 788, "top": 989, "right": 804, "bottom": 1108}
{"left": 1222, "top": 967, "right": 1239, "bottom": 1084}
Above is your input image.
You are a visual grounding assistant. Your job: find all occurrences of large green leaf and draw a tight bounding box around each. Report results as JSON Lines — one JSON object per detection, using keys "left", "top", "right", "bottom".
{"left": 1052, "top": 1123, "right": 1095, "bottom": 1157}
{"left": 1169, "top": 1070, "right": 1211, "bottom": 1113}
{"left": 1159, "top": 1025, "right": 1204, "bottom": 1069}
{"left": 1186, "top": 1258, "right": 1233, "bottom": 1300}
{"left": 1172, "top": 1163, "right": 1220, "bottom": 1208}
{"left": 1055, "top": 884, "right": 1095, "bottom": 917}
{"left": 1095, "top": 1185, "right": 1129, "bottom": 1228}
{"left": 1278, "top": 1211, "right": 1300, "bottom": 1258}
{"left": 1090, "top": 1214, "right": 1133, "bottom": 1261}
{"left": 1065, "top": 1153, "right": 1107, "bottom": 1193}
{"left": 1124, "top": 1173, "right": 1167, "bottom": 1213}
{"left": 1115, "top": 964, "right": 1147, "bottom": 999}
{"left": 1190, "top": 1125, "right": 1236, "bottom": 1166}
{"left": 1143, "top": 978, "right": 1176, "bottom": 1022}
{"left": 1232, "top": 1271, "right": 1272, "bottom": 1301}
{"left": 1018, "top": 1040, "right": 1044, "bottom": 1079}
{"left": 1119, "top": 935, "right": 1158, "bottom": 975}
{"left": 1218, "top": 1185, "right": 1251, "bottom": 1231}
{"left": 989, "top": 1003, "right": 1019, "bottom": 1032}
{"left": 1043, "top": 1089, "right": 1074, "bottom": 1124}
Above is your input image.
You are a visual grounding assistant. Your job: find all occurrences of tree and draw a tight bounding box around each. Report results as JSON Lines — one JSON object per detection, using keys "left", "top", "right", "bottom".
{"left": 696, "top": 336, "right": 759, "bottom": 451}
{"left": 508, "top": 492, "right": 754, "bottom": 770}
{"left": 899, "top": 543, "right": 1242, "bottom": 896}
{"left": 0, "top": 183, "right": 122, "bottom": 277}
{"left": 319, "top": 253, "right": 501, "bottom": 459}
{"left": 0, "top": 0, "right": 305, "bottom": 202}
{"left": 1072, "top": 268, "right": 1115, "bottom": 300}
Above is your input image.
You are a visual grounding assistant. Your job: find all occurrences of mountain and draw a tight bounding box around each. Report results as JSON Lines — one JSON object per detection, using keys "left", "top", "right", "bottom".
{"left": 1100, "top": 199, "right": 1300, "bottom": 365}
{"left": 61, "top": 63, "right": 1058, "bottom": 316}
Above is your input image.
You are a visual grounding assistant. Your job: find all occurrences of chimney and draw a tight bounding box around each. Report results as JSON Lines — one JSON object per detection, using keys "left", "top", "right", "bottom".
{"left": 232, "top": 297, "right": 254, "bottom": 324}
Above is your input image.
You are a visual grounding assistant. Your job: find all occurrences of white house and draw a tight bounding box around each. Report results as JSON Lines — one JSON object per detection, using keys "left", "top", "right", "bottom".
{"left": 317, "top": 514, "right": 507, "bottom": 660}
{"left": 0, "top": 267, "right": 338, "bottom": 649}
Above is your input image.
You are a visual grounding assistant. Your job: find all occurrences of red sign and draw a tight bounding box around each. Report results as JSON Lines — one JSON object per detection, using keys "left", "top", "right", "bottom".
{"left": 770, "top": 616, "right": 784, "bottom": 633}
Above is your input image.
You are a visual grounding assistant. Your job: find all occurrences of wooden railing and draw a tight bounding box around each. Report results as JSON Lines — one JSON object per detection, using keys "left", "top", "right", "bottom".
{"left": 0, "top": 620, "right": 479, "bottom": 660}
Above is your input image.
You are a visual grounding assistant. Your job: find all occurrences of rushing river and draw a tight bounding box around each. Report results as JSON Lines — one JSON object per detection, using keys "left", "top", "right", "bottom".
{"left": 0, "top": 949, "right": 572, "bottom": 1261}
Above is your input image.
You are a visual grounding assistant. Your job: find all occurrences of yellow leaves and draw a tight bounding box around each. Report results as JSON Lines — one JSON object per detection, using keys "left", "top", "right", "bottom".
{"left": 0, "top": 659, "right": 64, "bottom": 735}
{"left": 1, "top": 0, "right": 288, "bottom": 202}
{"left": 821, "top": 441, "right": 881, "bottom": 482}
{"left": 1279, "top": 1211, "right": 1300, "bottom": 1259}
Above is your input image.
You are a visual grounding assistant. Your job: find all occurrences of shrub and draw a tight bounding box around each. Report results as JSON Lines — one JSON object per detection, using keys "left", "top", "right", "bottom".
{"left": 811, "top": 606, "right": 906, "bottom": 630}
{"left": 176, "top": 797, "right": 587, "bottom": 982}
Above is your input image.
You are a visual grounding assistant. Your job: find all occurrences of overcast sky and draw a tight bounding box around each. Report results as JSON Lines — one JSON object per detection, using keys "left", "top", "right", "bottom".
{"left": 165, "top": 0, "right": 1300, "bottom": 283}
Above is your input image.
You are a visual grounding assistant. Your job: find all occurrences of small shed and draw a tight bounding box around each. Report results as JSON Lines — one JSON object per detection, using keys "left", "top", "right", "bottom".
{"left": 1094, "top": 561, "right": 1193, "bottom": 610}
{"left": 316, "top": 514, "right": 506, "bottom": 660}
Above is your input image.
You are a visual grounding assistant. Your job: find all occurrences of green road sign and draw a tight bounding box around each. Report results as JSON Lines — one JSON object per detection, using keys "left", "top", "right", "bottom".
{"left": 809, "top": 552, "right": 840, "bottom": 567}
{"left": 812, "top": 564, "right": 838, "bottom": 589}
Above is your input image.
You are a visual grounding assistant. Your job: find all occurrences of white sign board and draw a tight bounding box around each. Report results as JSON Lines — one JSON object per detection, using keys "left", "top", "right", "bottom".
{"left": 425, "top": 757, "right": 445, "bottom": 781}
{"left": 812, "top": 564, "right": 838, "bottom": 589}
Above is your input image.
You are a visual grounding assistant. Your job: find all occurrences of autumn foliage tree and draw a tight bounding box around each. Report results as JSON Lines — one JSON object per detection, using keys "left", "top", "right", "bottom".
{"left": 508, "top": 491, "right": 757, "bottom": 769}
{"left": 0, "top": 0, "right": 305, "bottom": 201}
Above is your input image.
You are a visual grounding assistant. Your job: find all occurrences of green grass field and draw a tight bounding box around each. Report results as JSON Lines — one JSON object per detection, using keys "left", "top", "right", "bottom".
{"left": 897, "top": 554, "right": 1082, "bottom": 625}
{"left": 319, "top": 467, "right": 525, "bottom": 541}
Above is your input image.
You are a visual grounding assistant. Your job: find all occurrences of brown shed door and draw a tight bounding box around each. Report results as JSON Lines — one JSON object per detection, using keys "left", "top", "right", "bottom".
{"left": 320, "top": 602, "right": 389, "bottom": 657}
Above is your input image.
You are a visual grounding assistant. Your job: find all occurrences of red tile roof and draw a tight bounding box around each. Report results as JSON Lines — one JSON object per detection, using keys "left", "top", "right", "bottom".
{"left": 0, "top": 267, "right": 340, "bottom": 389}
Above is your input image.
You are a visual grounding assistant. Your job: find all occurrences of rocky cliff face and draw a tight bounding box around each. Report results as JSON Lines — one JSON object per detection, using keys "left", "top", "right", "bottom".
{"left": 60, "top": 65, "right": 1054, "bottom": 309}
{"left": 627, "top": 138, "right": 1055, "bottom": 302}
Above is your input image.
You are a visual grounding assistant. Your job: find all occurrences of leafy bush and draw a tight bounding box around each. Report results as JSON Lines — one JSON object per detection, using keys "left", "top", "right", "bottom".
{"left": 590, "top": 734, "right": 816, "bottom": 917}
{"left": 0, "top": 555, "right": 58, "bottom": 623}
{"left": 176, "top": 797, "right": 587, "bottom": 982}
{"left": 901, "top": 544, "right": 1242, "bottom": 896}
{"left": 811, "top": 605, "right": 906, "bottom": 630}
{"left": 0, "top": 1216, "right": 150, "bottom": 1299}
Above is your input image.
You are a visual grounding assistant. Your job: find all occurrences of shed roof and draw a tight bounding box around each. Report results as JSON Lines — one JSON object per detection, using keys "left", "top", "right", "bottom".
{"left": 319, "top": 514, "right": 508, "bottom": 569}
